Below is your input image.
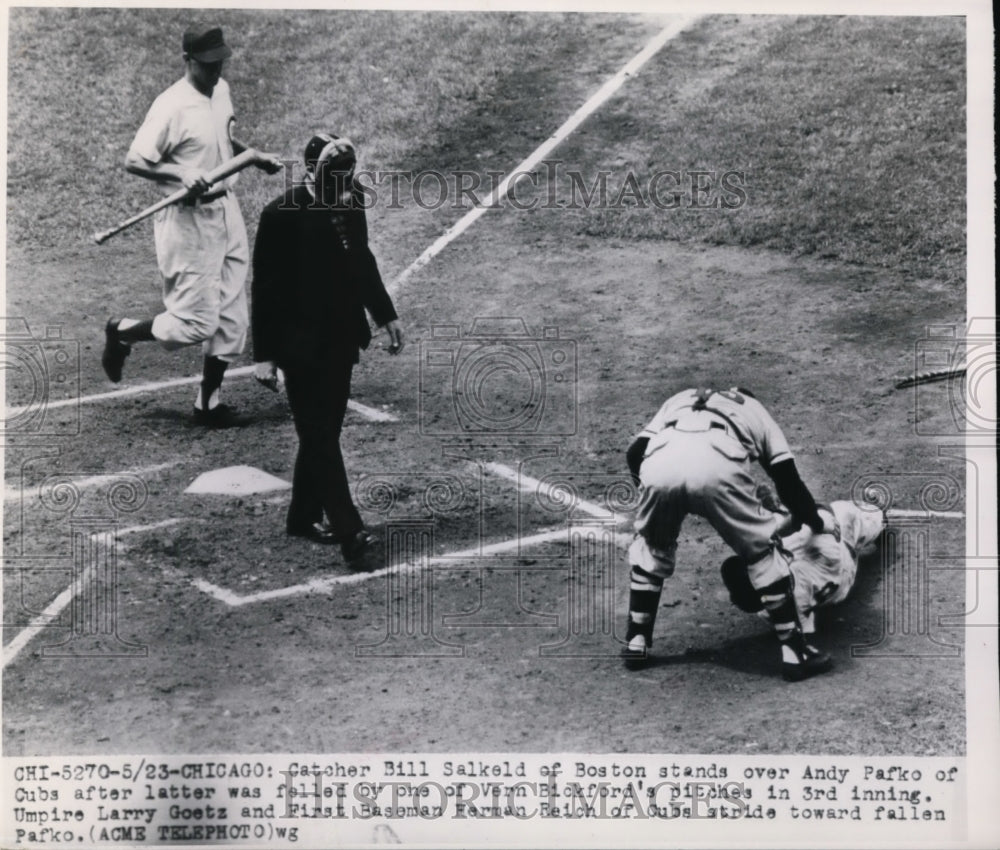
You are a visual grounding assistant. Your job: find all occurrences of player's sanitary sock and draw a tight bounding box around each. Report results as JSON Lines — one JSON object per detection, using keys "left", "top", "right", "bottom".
{"left": 116, "top": 318, "right": 155, "bottom": 342}
{"left": 196, "top": 355, "right": 229, "bottom": 411}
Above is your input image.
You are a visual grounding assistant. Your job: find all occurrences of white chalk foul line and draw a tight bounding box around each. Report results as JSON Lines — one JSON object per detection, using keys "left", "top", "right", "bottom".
{"left": 479, "top": 466, "right": 965, "bottom": 525}
{"left": 193, "top": 523, "right": 623, "bottom": 607}
{"left": 4, "top": 461, "right": 178, "bottom": 504}
{"left": 886, "top": 509, "right": 965, "bottom": 520}
{"left": 387, "top": 15, "right": 701, "bottom": 295}
{"left": 5, "top": 365, "right": 398, "bottom": 422}
{"left": 1, "top": 518, "right": 187, "bottom": 669}
{"left": 481, "top": 461, "right": 622, "bottom": 521}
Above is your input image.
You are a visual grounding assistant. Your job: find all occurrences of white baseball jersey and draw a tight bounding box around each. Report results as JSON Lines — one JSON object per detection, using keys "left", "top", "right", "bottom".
{"left": 130, "top": 77, "right": 239, "bottom": 194}
{"left": 781, "top": 500, "right": 886, "bottom": 632}
{"left": 640, "top": 387, "right": 794, "bottom": 468}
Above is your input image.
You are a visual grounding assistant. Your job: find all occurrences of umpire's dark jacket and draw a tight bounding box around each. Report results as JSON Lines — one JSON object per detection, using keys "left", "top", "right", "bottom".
{"left": 251, "top": 184, "right": 397, "bottom": 368}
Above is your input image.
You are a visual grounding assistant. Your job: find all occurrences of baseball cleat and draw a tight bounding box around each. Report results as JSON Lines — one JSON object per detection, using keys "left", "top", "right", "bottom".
{"left": 621, "top": 635, "right": 651, "bottom": 671}
{"left": 101, "top": 319, "right": 131, "bottom": 383}
{"left": 341, "top": 530, "right": 378, "bottom": 567}
{"left": 782, "top": 644, "right": 833, "bottom": 682}
{"left": 287, "top": 522, "right": 340, "bottom": 545}
{"left": 192, "top": 403, "right": 250, "bottom": 429}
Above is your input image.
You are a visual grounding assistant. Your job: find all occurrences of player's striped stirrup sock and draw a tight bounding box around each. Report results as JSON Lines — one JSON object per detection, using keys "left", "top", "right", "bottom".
{"left": 756, "top": 576, "right": 800, "bottom": 644}
{"left": 758, "top": 577, "right": 832, "bottom": 680}
{"left": 626, "top": 565, "right": 663, "bottom": 645}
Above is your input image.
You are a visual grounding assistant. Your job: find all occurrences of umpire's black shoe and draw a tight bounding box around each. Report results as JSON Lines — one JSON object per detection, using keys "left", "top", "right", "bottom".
{"left": 192, "top": 403, "right": 250, "bottom": 429}
{"left": 341, "top": 530, "right": 378, "bottom": 568}
{"left": 101, "top": 319, "right": 131, "bottom": 383}
{"left": 287, "top": 522, "right": 340, "bottom": 545}
{"left": 621, "top": 635, "right": 651, "bottom": 671}
{"left": 782, "top": 644, "right": 833, "bottom": 682}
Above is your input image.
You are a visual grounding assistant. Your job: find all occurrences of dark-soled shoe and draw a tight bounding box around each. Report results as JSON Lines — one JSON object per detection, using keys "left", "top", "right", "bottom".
{"left": 101, "top": 319, "right": 131, "bottom": 383}
{"left": 287, "top": 522, "right": 339, "bottom": 545}
{"left": 782, "top": 643, "right": 833, "bottom": 682}
{"left": 621, "top": 634, "right": 651, "bottom": 671}
{"left": 192, "top": 404, "right": 250, "bottom": 429}
{"left": 341, "top": 530, "right": 379, "bottom": 567}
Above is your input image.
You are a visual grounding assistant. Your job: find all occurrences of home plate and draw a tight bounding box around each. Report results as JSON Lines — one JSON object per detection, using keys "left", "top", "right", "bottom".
{"left": 185, "top": 466, "right": 292, "bottom": 495}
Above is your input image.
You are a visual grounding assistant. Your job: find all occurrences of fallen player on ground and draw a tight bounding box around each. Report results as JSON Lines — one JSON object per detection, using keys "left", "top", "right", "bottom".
{"left": 721, "top": 486, "right": 886, "bottom": 647}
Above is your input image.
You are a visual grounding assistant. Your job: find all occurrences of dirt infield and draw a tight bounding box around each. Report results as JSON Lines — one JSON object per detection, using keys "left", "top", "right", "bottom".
{"left": 3, "top": 11, "right": 969, "bottom": 760}
{"left": 3, "top": 226, "right": 966, "bottom": 756}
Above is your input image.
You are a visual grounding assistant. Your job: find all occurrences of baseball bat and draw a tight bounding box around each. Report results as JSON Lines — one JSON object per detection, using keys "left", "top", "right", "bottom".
{"left": 894, "top": 365, "right": 967, "bottom": 389}
{"left": 92, "top": 149, "right": 259, "bottom": 245}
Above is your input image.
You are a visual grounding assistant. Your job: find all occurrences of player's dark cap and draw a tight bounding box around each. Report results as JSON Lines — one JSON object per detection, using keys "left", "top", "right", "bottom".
{"left": 182, "top": 26, "right": 232, "bottom": 63}
{"left": 304, "top": 133, "right": 357, "bottom": 172}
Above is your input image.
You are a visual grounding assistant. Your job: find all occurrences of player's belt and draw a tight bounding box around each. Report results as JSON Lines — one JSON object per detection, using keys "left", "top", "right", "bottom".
{"left": 662, "top": 419, "right": 729, "bottom": 433}
{"left": 645, "top": 418, "right": 731, "bottom": 462}
{"left": 182, "top": 188, "right": 230, "bottom": 206}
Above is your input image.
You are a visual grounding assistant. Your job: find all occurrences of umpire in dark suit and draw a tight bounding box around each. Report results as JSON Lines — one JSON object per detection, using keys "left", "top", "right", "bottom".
{"left": 252, "top": 133, "right": 403, "bottom": 565}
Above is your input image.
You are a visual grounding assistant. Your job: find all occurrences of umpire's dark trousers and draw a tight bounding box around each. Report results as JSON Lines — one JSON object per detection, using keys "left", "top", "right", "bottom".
{"left": 283, "top": 356, "right": 364, "bottom": 540}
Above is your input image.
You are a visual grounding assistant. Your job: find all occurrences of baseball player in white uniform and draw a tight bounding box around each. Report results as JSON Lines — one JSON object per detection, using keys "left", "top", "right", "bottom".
{"left": 721, "top": 490, "right": 886, "bottom": 637}
{"left": 623, "top": 386, "right": 841, "bottom": 681}
{"left": 101, "top": 25, "right": 282, "bottom": 428}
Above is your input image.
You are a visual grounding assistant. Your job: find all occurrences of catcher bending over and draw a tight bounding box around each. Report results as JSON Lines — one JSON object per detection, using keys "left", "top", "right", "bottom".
{"left": 622, "top": 386, "right": 841, "bottom": 681}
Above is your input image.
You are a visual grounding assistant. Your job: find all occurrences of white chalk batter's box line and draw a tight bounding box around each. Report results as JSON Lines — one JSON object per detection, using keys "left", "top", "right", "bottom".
{"left": 0, "top": 498, "right": 971, "bottom": 669}
{"left": 0, "top": 448, "right": 632, "bottom": 661}
{"left": 193, "top": 523, "right": 636, "bottom": 608}
{"left": 0, "top": 515, "right": 629, "bottom": 669}
{"left": 190, "top": 458, "right": 636, "bottom": 606}
{"left": 0, "top": 457, "right": 966, "bottom": 645}
{"left": 1, "top": 519, "right": 189, "bottom": 669}
{"left": 189, "top": 503, "right": 965, "bottom": 609}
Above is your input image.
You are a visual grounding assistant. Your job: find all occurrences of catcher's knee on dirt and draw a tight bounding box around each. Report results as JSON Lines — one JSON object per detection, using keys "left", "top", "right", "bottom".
{"left": 720, "top": 556, "right": 763, "bottom": 613}
{"left": 626, "top": 565, "right": 663, "bottom": 644}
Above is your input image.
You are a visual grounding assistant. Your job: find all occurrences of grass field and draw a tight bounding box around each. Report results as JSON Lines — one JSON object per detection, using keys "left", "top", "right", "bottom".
{"left": 6, "top": 12, "right": 964, "bottom": 281}
{"left": 3, "top": 6, "right": 973, "bottom": 771}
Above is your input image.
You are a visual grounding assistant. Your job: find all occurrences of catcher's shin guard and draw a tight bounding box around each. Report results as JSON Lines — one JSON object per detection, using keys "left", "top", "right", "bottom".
{"left": 756, "top": 576, "right": 832, "bottom": 682}
{"left": 623, "top": 565, "right": 663, "bottom": 669}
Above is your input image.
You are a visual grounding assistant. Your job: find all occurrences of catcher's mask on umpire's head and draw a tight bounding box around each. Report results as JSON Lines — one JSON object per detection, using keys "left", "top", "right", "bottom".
{"left": 304, "top": 133, "right": 357, "bottom": 176}
{"left": 305, "top": 133, "right": 357, "bottom": 206}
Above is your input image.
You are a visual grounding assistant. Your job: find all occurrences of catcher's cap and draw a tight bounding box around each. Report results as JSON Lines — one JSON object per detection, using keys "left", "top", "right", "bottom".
{"left": 182, "top": 26, "right": 232, "bottom": 63}
{"left": 304, "top": 133, "right": 356, "bottom": 172}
